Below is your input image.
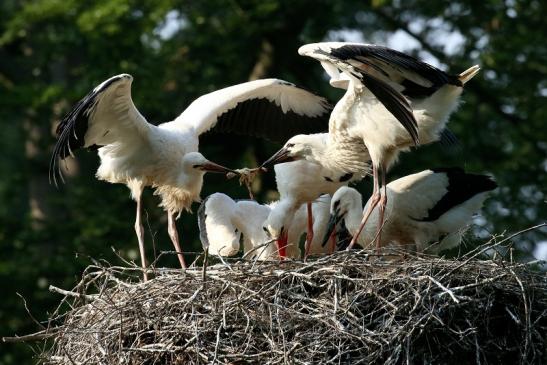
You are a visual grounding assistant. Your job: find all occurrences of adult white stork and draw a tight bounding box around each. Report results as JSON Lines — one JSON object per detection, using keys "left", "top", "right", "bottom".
{"left": 50, "top": 74, "right": 332, "bottom": 280}
{"left": 198, "top": 193, "right": 335, "bottom": 260}
{"left": 261, "top": 152, "right": 367, "bottom": 258}
{"left": 323, "top": 168, "right": 497, "bottom": 253}
{"left": 292, "top": 42, "right": 480, "bottom": 248}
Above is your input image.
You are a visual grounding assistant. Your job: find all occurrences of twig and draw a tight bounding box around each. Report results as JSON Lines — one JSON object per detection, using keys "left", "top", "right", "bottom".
{"left": 49, "top": 285, "right": 97, "bottom": 301}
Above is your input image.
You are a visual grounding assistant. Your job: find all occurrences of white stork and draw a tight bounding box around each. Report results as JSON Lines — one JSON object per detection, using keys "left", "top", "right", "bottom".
{"left": 50, "top": 74, "right": 332, "bottom": 280}
{"left": 198, "top": 193, "right": 336, "bottom": 260}
{"left": 323, "top": 168, "right": 497, "bottom": 253}
{"left": 261, "top": 153, "right": 366, "bottom": 258}
{"left": 293, "top": 42, "right": 480, "bottom": 248}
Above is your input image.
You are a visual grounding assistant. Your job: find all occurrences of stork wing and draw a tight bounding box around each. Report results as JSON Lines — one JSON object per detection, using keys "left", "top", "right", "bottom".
{"left": 416, "top": 168, "right": 497, "bottom": 222}
{"left": 174, "top": 79, "right": 332, "bottom": 143}
{"left": 50, "top": 74, "right": 152, "bottom": 185}
{"left": 300, "top": 42, "right": 458, "bottom": 98}
{"left": 300, "top": 42, "right": 426, "bottom": 145}
{"left": 390, "top": 168, "right": 497, "bottom": 222}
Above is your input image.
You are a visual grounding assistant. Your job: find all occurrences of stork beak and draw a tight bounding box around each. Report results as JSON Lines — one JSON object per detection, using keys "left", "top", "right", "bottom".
{"left": 322, "top": 209, "right": 342, "bottom": 247}
{"left": 199, "top": 161, "right": 237, "bottom": 174}
{"left": 260, "top": 147, "right": 296, "bottom": 168}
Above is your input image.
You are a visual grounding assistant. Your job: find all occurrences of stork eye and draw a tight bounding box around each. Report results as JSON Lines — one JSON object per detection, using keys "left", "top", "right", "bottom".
{"left": 286, "top": 143, "right": 295, "bottom": 148}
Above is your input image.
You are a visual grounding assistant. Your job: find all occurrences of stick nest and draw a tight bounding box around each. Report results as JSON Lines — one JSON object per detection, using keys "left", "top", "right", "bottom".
{"left": 37, "top": 247, "right": 547, "bottom": 364}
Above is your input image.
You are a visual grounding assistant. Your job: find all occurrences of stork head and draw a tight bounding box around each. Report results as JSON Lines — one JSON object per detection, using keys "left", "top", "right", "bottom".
{"left": 183, "top": 152, "right": 237, "bottom": 175}
{"left": 262, "top": 209, "right": 286, "bottom": 241}
{"left": 200, "top": 193, "right": 241, "bottom": 257}
{"left": 261, "top": 198, "right": 296, "bottom": 241}
{"left": 322, "top": 187, "right": 362, "bottom": 246}
{"left": 261, "top": 134, "right": 326, "bottom": 168}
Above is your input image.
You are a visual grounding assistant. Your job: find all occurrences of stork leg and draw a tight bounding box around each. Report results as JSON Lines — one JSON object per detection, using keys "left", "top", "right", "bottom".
{"left": 347, "top": 164, "right": 381, "bottom": 250}
{"left": 372, "top": 164, "right": 388, "bottom": 250}
{"left": 167, "top": 212, "right": 187, "bottom": 269}
{"left": 304, "top": 202, "right": 314, "bottom": 259}
{"left": 134, "top": 192, "right": 148, "bottom": 281}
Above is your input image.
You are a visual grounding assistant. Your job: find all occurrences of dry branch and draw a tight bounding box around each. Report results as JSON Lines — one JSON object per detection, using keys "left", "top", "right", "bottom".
{"left": 7, "top": 244, "right": 547, "bottom": 364}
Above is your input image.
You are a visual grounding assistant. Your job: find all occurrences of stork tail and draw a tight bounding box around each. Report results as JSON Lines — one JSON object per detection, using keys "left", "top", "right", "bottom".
{"left": 458, "top": 65, "right": 480, "bottom": 85}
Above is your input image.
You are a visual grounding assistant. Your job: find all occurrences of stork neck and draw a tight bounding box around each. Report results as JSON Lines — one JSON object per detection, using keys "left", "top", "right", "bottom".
{"left": 177, "top": 168, "right": 205, "bottom": 190}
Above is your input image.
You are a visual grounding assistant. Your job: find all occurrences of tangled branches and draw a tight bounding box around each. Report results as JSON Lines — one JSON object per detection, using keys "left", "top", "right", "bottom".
{"left": 7, "top": 244, "right": 547, "bottom": 364}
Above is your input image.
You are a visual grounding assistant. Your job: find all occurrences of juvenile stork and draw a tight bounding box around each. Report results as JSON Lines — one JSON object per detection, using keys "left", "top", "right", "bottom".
{"left": 198, "top": 193, "right": 335, "bottom": 260}
{"left": 296, "top": 42, "right": 480, "bottom": 248}
{"left": 323, "top": 168, "right": 497, "bottom": 253}
{"left": 50, "top": 74, "right": 332, "bottom": 280}
{"left": 262, "top": 152, "right": 367, "bottom": 258}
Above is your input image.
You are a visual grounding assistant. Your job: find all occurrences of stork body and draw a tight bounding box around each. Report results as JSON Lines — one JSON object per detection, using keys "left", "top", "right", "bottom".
{"left": 51, "top": 75, "right": 332, "bottom": 279}
{"left": 324, "top": 168, "right": 497, "bottom": 253}
{"left": 198, "top": 193, "right": 334, "bottom": 260}
{"left": 298, "top": 42, "right": 480, "bottom": 249}
{"left": 262, "top": 153, "right": 366, "bottom": 258}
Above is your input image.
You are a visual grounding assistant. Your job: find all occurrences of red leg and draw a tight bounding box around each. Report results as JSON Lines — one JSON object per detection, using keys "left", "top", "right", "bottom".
{"left": 168, "top": 212, "right": 187, "bottom": 269}
{"left": 373, "top": 164, "right": 388, "bottom": 250}
{"left": 134, "top": 191, "right": 148, "bottom": 281}
{"left": 347, "top": 164, "right": 380, "bottom": 250}
{"left": 304, "top": 202, "right": 314, "bottom": 259}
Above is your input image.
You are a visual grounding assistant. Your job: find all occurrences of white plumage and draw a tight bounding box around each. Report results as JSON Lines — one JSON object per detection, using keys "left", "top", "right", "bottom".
{"left": 298, "top": 42, "right": 480, "bottom": 248}
{"left": 324, "top": 168, "right": 497, "bottom": 253}
{"left": 198, "top": 193, "right": 334, "bottom": 260}
{"left": 51, "top": 74, "right": 332, "bottom": 280}
{"left": 261, "top": 153, "right": 364, "bottom": 257}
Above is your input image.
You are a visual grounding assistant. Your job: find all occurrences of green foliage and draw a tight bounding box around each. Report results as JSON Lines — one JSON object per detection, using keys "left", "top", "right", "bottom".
{"left": 0, "top": 0, "right": 546, "bottom": 362}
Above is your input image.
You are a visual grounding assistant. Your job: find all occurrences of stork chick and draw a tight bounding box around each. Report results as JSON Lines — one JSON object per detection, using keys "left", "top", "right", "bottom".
{"left": 323, "top": 168, "right": 497, "bottom": 253}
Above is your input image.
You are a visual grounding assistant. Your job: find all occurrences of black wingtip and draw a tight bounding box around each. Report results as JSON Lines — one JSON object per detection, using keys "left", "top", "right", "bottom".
{"left": 439, "top": 128, "right": 459, "bottom": 147}
{"left": 357, "top": 72, "right": 419, "bottom": 145}
{"left": 417, "top": 168, "right": 498, "bottom": 222}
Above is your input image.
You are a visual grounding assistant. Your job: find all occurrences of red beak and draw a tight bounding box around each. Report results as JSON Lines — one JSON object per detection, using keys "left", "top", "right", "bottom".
{"left": 276, "top": 230, "right": 288, "bottom": 259}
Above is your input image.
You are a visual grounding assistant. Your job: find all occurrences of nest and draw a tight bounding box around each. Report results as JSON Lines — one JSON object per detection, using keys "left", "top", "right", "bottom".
{"left": 18, "top": 243, "right": 547, "bottom": 364}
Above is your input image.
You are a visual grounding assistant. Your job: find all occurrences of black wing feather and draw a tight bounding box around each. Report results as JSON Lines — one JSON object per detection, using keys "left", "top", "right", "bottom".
{"left": 439, "top": 128, "right": 459, "bottom": 147}
{"left": 328, "top": 44, "right": 461, "bottom": 98}
{"left": 49, "top": 77, "right": 121, "bottom": 186}
{"left": 418, "top": 168, "right": 497, "bottom": 222}
{"left": 204, "top": 97, "right": 332, "bottom": 143}
{"left": 358, "top": 72, "right": 419, "bottom": 145}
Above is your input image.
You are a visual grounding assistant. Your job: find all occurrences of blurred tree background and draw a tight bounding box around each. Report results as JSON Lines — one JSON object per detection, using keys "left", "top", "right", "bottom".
{"left": 0, "top": 0, "right": 545, "bottom": 362}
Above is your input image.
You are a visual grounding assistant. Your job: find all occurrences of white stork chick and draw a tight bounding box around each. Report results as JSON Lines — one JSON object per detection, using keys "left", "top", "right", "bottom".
{"left": 261, "top": 153, "right": 368, "bottom": 258}
{"left": 198, "top": 193, "right": 276, "bottom": 260}
{"left": 51, "top": 74, "right": 332, "bottom": 280}
{"left": 198, "top": 193, "right": 334, "bottom": 260}
{"left": 323, "top": 168, "right": 497, "bottom": 253}
{"left": 298, "top": 42, "right": 480, "bottom": 248}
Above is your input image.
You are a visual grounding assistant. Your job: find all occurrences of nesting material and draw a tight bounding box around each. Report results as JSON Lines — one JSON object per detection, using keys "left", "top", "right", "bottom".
{"left": 39, "top": 246, "right": 546, "bottom": 364}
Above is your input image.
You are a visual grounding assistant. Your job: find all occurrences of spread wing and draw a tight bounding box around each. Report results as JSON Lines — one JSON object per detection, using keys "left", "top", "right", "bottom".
{"left": 50, "top": 74, "right": 153, "bottom": 185}
{"left": 300, "top": 42, "right": 423, "bottom": 145}
{"left": 174, "top": 78, "right": 332, "bottom": 143}
{"left": 300, "top": 42, "right": 459, "bottom": 98}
